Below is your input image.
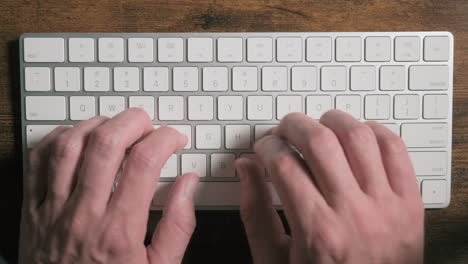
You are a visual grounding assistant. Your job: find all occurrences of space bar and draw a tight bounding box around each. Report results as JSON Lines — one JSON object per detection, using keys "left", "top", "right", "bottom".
{"left": 152, "top": 182, "right": 281, "bottom": 208}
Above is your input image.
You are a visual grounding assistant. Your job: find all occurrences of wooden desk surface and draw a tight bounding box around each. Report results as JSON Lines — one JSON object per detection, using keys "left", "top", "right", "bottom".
{"left": 1, "top": 0, "right": 467, "bottom": 263}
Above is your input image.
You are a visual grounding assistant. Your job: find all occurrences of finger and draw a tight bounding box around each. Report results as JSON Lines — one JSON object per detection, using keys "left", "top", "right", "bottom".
{"left": 236, "top": 156, "right": 289, "bottom": 264}
{"left": 366, "top": 121, "right": 420, "bottom": 198}
{"left": 72, "top": 108, "right": 153, "bottom": 213}
{"left": 320, "top": 110, "right": 391, "bottom": 196}
{"left": 272, "top": 113, "right": 361, "bottom": 202}
{"left": 148, "top": 173, "right": 199, "bottom": 264}
{"left": 108, "top": 127, "right": 187, "bottom": 218}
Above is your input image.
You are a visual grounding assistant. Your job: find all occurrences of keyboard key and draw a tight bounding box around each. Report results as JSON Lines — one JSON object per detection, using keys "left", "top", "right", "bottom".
{"left": 365, "top": 37, "right": 391, "bottom": 62}
{"left": 143, "top": 67, "right": 169, "bottom": 91}
{"left": 188, "top": 96, "right": 214, "bottom": 120}
{"left": 321, "top": 66, "right": 347, "bottom": 91}
{"left": 218, "top": 96, "right": 243, "bottom": 120}
{"left": 350, "top": 66, "right": 376, "bottom": 91}
{"left": 409, "top": 152, "right": 447, "bottom": 176}
{"left": 335, "top": 95, "right": 361, "bottom": 119}
{"left": 196, "top": 125, "right": 221, "bottom": 149}
{"left": 160, "top": 154, "right": 178, "bottom": 178}
{"left": 26, "top": 125, "right": 62, "bottom": 148}
{"left": 247, "top": 96, "right": 273, "bottom": 120}
{"left": 114, "top": 67, "right": 139, "bottom": 91}
{"left": 84, "top": 67, "right": 110, "bottom": 91}
{"left": 158, "top": 38, "right": 183, "bottom": 62}
{"left": 158, "top": 96, "right": 184, "bottom": 121}
{"left": 422, "top": 180, "right": 447, "bottom": 204}
{"left": 255, "top": 124, "right": 277, "bottom": 140}
{"left": 98, "top": 38, "right": 124, "bottom": 62}
{"left": 99, "top": 96, "right": 125, "bottom": 118}
{"left": 24, "top": 37, "right": 64, "bottom": 62}
{"left": 211, "top": 153, "right": 236, "bottom": 177}
{"left": 277, "top": 96, "right": 302, "bottom": 119}
{"left": 336, "top": 37, "right": 361, "bottom": 62}
{"left": 291, "top": 66, "right": 317, "bottom": 91}
{"left": 203, "top": 67, "right": 228, "bottom": 91}
{"left": 232, "top": 67, "right": 257, "bottom": 91}
{"left": 401, "top": 123, "right": 447, "bottom": 148}
{"left": 409, "top": 65, "right": 449, "bottom": 91}
{"left": 306, "top": 95, "right": 332, "bottom": 119}
{"left": 217, "top": 37, "right": 243, "bottom": 62}
{"left": 394, "top": 95, "right": 419, "bottom": 119}
{"left": 181, "top": 154, "right": 207, "bottom": 177}
{"left": 306, "top": 37, "right": 332, "bottom": 62}
{"left": 395, "top": 36, "right": 420, "bottom": 61}
{"left": 247, "top": 37, "right": 273, "bottom": 62}
{"left": 365, "top": 95, "right": 390, "bottom": 120}
{"left": 70, "top": 96, "right": 96, "bottom": 121}
{"left": 262, "top": 67, "right": 287, "bottom": 91}
{"left": 129, "top": 96, "right": 155, "bottom": 120}
{"left": 128, "top": 38, "right": 154, "bottom": 62}
{"left": 276, "top": 37, "right": 302, "bottom": 62}
{"left": 188, "top": 38, "right": 213, "bottom": 62}
{"left": 168, "top": 125, "right": 192, "bottom": 149}
{"left": 25, "top": 67, "right": 51, "bottom": 91}
{"left": 173, "top": 67, "right": 199, "bottom": 91}
{"left": 225, "top": 125, "right": 251, "bottom": 149}
{"left": 423, "top": 94, "right": 449, "bottom": 119}
{"left": 380, "top": 66, "right": 405, "bottom": 91}
{"left": 55, "top": 67, "right": 80, "bottom": 91}
{"left": 25, "top": 96, "right": 66, "bottom": 120}
{"left": 424, "top": 36, "right": 450, "bottom": 61}
{"left": 69, "top": 38, "right": 94, "bottom": 62}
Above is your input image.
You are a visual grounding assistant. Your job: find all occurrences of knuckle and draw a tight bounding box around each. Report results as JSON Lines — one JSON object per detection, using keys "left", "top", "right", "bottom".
{"left": 270, "top": 152, "right": 297, "bottom": 175}
{"left": 51, "top": 134, "right": 81, "bottom": 160}
{"left": 345, "top": 123, "right": 375, "bottom": 143}
{"left": 312, "top": 227, "right": 347, "bottom": 262}
{"left": 171, "top": 215, "right": 196, "bottom": 238}
{"left": 89, "top": 127, "right": 121, "bottom": 152}
{"left": 305, "top": 127, "right": 336, "bottom": 151}
{"left": 380, "top": 133, "right": 407, "bottom": 155}
{"left": 128, "top": 143, "right": 159, "bottom": 168}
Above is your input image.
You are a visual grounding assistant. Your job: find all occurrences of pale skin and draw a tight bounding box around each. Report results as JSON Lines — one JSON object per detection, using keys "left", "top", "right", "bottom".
{"left": 19, "top": 108, "right": 424, "bottom": 263}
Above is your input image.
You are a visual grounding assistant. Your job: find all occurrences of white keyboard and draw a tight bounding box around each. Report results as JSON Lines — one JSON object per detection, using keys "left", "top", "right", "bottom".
{"left": 20, "top": 32, "right": 453, "bottom": 209}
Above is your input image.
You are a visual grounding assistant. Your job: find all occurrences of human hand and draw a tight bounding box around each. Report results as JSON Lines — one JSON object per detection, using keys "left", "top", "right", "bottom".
{"left": 19, "top": 108, "right": 199, "bottom": 264}
{"left": 236, "top": 111, "right": 424, "bottom": 264}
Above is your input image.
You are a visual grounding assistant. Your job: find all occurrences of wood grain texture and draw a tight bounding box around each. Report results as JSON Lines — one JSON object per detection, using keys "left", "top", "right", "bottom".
{"left": 0, "top": 0, "right": 467, "bottom": 263}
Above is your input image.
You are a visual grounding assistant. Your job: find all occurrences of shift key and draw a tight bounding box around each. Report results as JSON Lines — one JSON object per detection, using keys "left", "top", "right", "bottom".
{"left": 401, "top": 123, "right": 447, "bottom": 148}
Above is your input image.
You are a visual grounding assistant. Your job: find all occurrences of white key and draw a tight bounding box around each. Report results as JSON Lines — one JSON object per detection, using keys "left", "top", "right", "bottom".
{"left": 365, "top": 95, "right": 390, "bottom": 120}
{"left": 158, "top": 96, "right": 184, "bottom": 121}
{"left": 306, "top": 95, "right": 332, "bottom": 119}
{"left": 25, "top": 67, "right": 50, "bottom": 91}
{"left": 160, "top": 154, "right": 178, "bottom": 178}
{"left": 350, "top": 66, "right": 376, "bottom": 91}
{"left": 196, "top": 125, "right": 221, "bottom": 149}
{"left": 173, "top": 67, "right": 199, "bottom": 91}
{"left": 55, "top": 67, "right": 80, "bottom": 91}
{"left": 394, "top": 95, "right": 419, "bottom": 119}
{"left": 380, "top": 66, "right": 405, "bottom": 91}
{"left": 255, "top": 124, "right": 277, "bottom": 140}
{"left": 335, "top": 95, "right": 361, "bottom": 119}
{"left": 181, "top": 154, "right": 207, "bottom": 177}
{"left": 26, "top": 125, "right": 62, "bottom": 148}
{"left": 409, "top": 66, "right": 449, "bottom": 91}
{"left": 168, "top": 125, "right": 192, "bottom": 149}
{"left": 321, "top": 66, "right": 346, "bottom": 91}
{"left": 218, "top": 96, "right": 243, "bottom": 120}
{"left": 129, "top": 96, "right": 155, "bottom": 120}
{"left": 203, "top": 67, "right": 228, "bottom": 91}
{"left": 401, "top": 123, "right": 447, "bottom": 148}
{"left": 24, "top": 37, "right": 64, "bottom": 62}
{"left": 248, "top": 96, "right": 273, "bottom": 120}
{"left": 114, "top": 67, "right": 139, "bottom": 91}
{"left": 423, "top": 94, "right": 449, "bottom": 119}
{"left": 128, "top": 38, "right": 154, "bottom": 62}
{"left": 381, "top": 123, "right": 400, "bottom": 136}
{"left": 395, "top": 36, "right": 420, "bottom": 61}
{"left": 217, "top": 37, "right": 243, "bottom": 62}
{"left": 70, "top": 96, "right": 95, "bottom": 120}
{"left": 84, "top": 67, "right": 110, "bottom": 91}
{"left": 277, "top": 96, "right": 302, "bottom": 119}
{"left": 225, "top": 125, "right": 251, "bottom": 149}
{"left": 188, "top": 96, "right": 214, "bottom": 120}
{"left": 306, "top": 37, "right": 332, "bottom": 62}
{"left": 69, "top": 38, "right": 94, "bottom": 62}
{"left": 25, "top": 96, "right": 66, "bottom": 120}
{"left": 262, "top": 67, "right": 287, "bottom": 91}
{"left": 232, "top": 67, "right": 257, "bottom": 91}
{"left": 409, "top": 152, "right": 447, "bottom": 176}
{"left": 158, "top": 38, "right": 183, "bottom": 62}
{"left": 143, "top": 67, "right": 169, "bottom": 91}
{"left": 99, "top": 96, "right": 125, "bottom": 118}
{"left": 98, "top": 38, "right": 124, "bottom": 62}
{"left": 188, "top": 38, "right": 213, "bottom": 62}
{"left": 276, "top": 37, "right": 302, "bottom": 62}
{"left": 336, "top": 37, "right": 361, "bottom": 62}
{"left": 422, "top": 180, "right": 447, "bottom": 204}
{"left": 211, "top": 154, "right": 236, "bottom": 177}
{"left": 365, "top": 37, "right": 391, "bottom": 62}
{"left": 247, "top": 37, "right": 273, "bottom": 62}
{"left": 291, "top": 66, "right": 317, "bottom": 91}
{"left": 424, "top": 36, "right": 450, "bottom": 61}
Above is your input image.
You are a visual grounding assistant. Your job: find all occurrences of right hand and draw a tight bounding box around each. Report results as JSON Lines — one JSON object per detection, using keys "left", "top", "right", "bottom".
{"left": 236, "top": 111, "right": 424, "bottom": 264}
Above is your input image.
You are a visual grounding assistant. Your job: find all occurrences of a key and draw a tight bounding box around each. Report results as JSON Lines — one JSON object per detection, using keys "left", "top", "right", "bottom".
{"left": 196, "top": 125, "right": 221, "bottom": 149}
{"left": 401, "top": 123, "right": 447, "bottom": 148}
{"left": 255, "top": 124, "right": 277, "bottom": 140}
{"left": 181, "top": 154, "right": 207, "bottom": 177}
{"left": 336, "top": 37, "right": 361, "bottom": 62}
{"left": 409, "top": 152, "right": 447, "bottom": 176}
{"left": 394, "top": 95, "right": 419, "bottom": 119}
{"left": 158, "top": 96, "right": 184, "bottom": 121}
{"left": 70, "top": 96, "right": 96, "bottom": 120}
{"left": 409, "top": 66, "right": 449, "bottom": 91}
{"left": 24, "top": 37, "right": 64, "bottom": 62}
{"left": 306, "top": 95, "right": 332, "bottom": 119}
{"left": 25, "top": 67, "right": 51, "bottom": 91}
{"left": 129, "top": 96, "right": 155, "bottom": 120}
{"left": 424, "top": 36, "right": 450, "bottom": 61}
{"left": 380, "top": 66, "right": 405, "bottom": 91}
{"left": 128, "top": 38, "right": 154, "bottom": 62}
{"left": 232, "top": 67, "right": 257, "bottom": 91}
{"left": 158, "top": 38, "right": 183, "bottom": 62}
{"left": 321, "top": 66, "right": 347, "bottom": 91}
{"left": 422, "top": 180, "right": 447, "bottom": 204}
{"left": 218, "top": 96, "right": 243, "bottom": 121}
{"left": 291, "top": 66, "right": 317, "bottom": 91}
{"left": 276, "top": 37, "right": 302, "bottom": 62}
{"left": 84, "top": 67, "right": 110, "bottom": 91}
{"left": 306, "top": 37, "right": 332, "bottom": 62}
{"left": 350, "top": 66, "right": 376, "bottom": 91}
{"left": 99, "top": 96, "right": 125, "bottom": 118}
{"left": 203, "top": 67, "right": 228, "bottom": 91}
{"left": 173, "top": 67, "right": 198, "bottom": 91}
{"left": 168, "top": 125, "right": 192, "bottom": 149}
{"left": 247, "top": 96, "right": 273, "bottom": 120}
{"left": 160, "top": 154, "right": 178, "bottom": 178}
{"left": 262, "top": 67, "right": 287, "bottom": 91}
{"left": 423, "top": 94, "right": 449, "bottom": 119}
{"left": 217, "top": 37, "right": 243, "bottom": 62}
{"left": 69, "top": 38, "right": 95, "bottom": 62}
{"left": 364, "top": 95, "right": 390, "bottom": 120}
{"left": 98, "top": 38, "right": 124, "bottom": 62}
{"left": 188, "top": 96, "right": 214, "bottom": 120}
{"left": 335, "top": 95, "right": 361, "bottom": 119}
{"left": 277, "top": 96, "right": 302, "bottom": 119}
{"left": 365, "top": 37, "right": 391, "bottom": 62}
{"left": 211, "top": 154, "right": 236, "bottom": 177}
{"left": 25, "top": 96, "right": 66, "bottom": 120}
{"left": 247, "top": 37, "right": 273, "bottom": 62}
{"left": 188, "top": 38, "right": 213, "bottom": 62}
{"left": 225, "top": 125, "right": 251, "bottom": 149}
{"left": 26, "top": 125, "right": 62, "bottom": 148}
{"left": 143, "top": 67, "right": 169, "bottom": 91}
{"left": 114, "top": 67, "right": 139, "bottom": 91}
{"left": 55, "top": 67, "right": 80, "bottom": 91}
{"left": 395, "top": 36, "right": 420, "bottom": 61}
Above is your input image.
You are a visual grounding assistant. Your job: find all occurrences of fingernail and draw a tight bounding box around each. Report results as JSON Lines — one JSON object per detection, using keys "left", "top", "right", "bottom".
{"left": 184, "top": 176, "right": 198, "bottom": 199}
